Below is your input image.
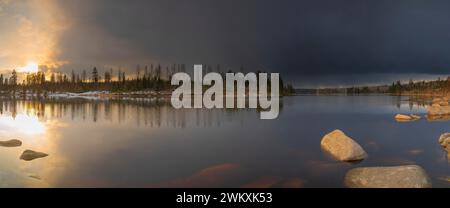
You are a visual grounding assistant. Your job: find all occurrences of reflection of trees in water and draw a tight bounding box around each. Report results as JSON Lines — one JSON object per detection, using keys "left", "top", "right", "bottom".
{"left": 392, "top": 96, "right": 430, "bottom": 110}
{"left": 0, "top": 98, "right": 268, "bottom": 128}
{"left": 406, "top": 96, "right": 430, "bottom": 109}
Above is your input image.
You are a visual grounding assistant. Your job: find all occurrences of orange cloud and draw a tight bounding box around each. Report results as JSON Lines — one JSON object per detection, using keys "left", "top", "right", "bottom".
{"left": 0, "top": 0, "right": 69, "bottom": 74}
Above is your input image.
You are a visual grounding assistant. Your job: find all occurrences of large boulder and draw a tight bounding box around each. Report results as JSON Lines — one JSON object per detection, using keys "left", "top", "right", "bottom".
{"left": 427, "top": 105, "right": 450, "bottom": 116}
{"left": 344, "top": 165, "right": 432, "bottom": 188}
{"left": 20, "top": 150, "right": 48, "bottom": 161}
{"left": 320, "top": 129, "right": 367, "bottom": 162}
{"left": 439, "top": 133, "right": 450, "bottom": 151}
{"left": 0, "top": 139, "right": 22, "bottom": 147}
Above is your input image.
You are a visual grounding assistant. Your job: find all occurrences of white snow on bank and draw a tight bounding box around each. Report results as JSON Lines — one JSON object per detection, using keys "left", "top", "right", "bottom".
{"left": 46, "top": 91, "right": 169, "bottom": 102}
{"left": 48, "top": 91, "right": 110, "bottom": 100}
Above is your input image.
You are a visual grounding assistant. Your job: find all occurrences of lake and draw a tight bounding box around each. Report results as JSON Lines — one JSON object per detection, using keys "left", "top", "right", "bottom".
{"left": 0, "top": 96, "right": 448, "bottom": 187}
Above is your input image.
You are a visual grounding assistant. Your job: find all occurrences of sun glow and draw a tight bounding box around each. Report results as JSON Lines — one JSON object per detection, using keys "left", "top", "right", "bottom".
{"left": 0, "top": 114, "right": 46, "bottom": 135}
{"left": 17, "top": 62, "right": 39, "bottom": 73}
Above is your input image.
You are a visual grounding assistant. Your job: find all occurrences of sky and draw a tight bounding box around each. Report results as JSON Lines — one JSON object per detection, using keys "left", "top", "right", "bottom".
{"left": 1, "top": 0, "right": 450, "bottom": 87}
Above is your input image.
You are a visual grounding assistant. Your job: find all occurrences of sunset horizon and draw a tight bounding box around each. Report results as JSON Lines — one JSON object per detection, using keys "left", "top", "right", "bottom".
{"left": 0, "top": 0, "right": 449, "bottom": 204}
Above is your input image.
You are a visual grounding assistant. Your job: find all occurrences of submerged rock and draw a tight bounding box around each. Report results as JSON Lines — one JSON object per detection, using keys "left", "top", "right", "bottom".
{"left": 439, "top": 133, "right": 450, "bottom": 151}
{"left": 395, "top": 114, "right": 420, "bottom": 122}
{"left": 20, "top": 150, "right": 48, "bottom": 161}
{"left": 344, "top": 165, "right": 432, "bottom": 188}
{"left": 0, "top": 139, "right": 22, "bottom": 147}
{"left": 320, "top": 129, "right": 367, "bottom": 162}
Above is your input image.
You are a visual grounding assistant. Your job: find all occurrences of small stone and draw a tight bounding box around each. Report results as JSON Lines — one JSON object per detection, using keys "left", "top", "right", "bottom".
{"left": 20, "top": 150, "right": 48, "bottom": 161}
{"left": 0, "top": 139, "right": 22, "bottom": 147}
{"left": 395, "top": 114, "right": 420, "bottom": 122}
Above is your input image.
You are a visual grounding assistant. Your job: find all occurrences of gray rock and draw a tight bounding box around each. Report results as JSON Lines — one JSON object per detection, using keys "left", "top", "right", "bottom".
{"left": 0, "top": 139, "right": 22, "bottom": 147}
{"left": 20, "top": 150, "right": 48, "bottom": 161}
{"left": 320, "top": 129, "right": 367, "bottom": 161}
{"left": 344, "top": 165, "right": 432, "bottom": 188}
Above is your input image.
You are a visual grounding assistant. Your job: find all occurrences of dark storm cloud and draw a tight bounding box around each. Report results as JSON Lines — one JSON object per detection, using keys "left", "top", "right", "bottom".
{"left": 56, "top": 0, "right": 450, "bottom": 85}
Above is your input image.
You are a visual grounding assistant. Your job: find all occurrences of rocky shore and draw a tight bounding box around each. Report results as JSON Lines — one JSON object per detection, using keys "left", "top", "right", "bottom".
{"left": 320, "top": 129, "right": 440, "bottom": 188}
{"left": 427, "top": 96, "right": 450, "bottom": 119}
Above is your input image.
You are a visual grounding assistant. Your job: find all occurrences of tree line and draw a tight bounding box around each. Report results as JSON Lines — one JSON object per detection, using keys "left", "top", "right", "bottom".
{"left": 0, "top": 64, "right": 295, "bottom": 95}
{"left": 388, "top": 76, "right": 450, "bottom": 94}
{"left": 300, "top": 76, "right": 450, "bottom": 95}
{"left": 0, "top": 64, "right": 186, "bottom": 94}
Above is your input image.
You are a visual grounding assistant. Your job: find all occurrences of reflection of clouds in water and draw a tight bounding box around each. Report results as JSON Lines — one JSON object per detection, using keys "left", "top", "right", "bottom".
{"left": 0, "top": 114, "right": 45, "bottom": 135}
{"left": 0, "top": 113, "right": 67, "bottom": 186}
{"left": 17, "top": 119, "right": 68, "bottom": 188}
{"left": 0, "top": 110, "right": 68, "bottom": 187}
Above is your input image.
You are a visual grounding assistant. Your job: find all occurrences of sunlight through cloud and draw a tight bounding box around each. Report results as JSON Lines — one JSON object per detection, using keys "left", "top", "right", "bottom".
{"left": 17, "top": 62, "right": 39, "bottom": 73}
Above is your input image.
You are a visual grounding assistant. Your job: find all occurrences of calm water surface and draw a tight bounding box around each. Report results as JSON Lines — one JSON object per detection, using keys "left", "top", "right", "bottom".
{"left": 0, "top": 96, "right": 449, "bottom": 187}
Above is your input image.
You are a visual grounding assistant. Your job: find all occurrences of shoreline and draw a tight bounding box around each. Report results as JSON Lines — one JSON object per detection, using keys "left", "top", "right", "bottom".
{"left": 0, "top": 90, "right": 448, "bottom": 102}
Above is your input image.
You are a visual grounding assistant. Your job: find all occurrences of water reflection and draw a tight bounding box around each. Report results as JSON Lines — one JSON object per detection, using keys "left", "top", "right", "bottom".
{"left": 152, "top": 163, "right": 242, "bottom": 188}
{"left": 0, "top": 99, "right": 268, "bottom": 129}
{"left": 0, "top": 99, "right": 277, "bottom": 187}
{"left": 0, "top": 115, "right": 45, "bottom": 135}
{"left": 0, "top": 96, "right": 448, "bottom": 187}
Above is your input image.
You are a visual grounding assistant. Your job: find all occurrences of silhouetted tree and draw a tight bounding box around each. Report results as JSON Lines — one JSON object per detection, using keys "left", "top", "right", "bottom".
{"left": 92, "top": 67, "right": 99, "bottom": 84}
